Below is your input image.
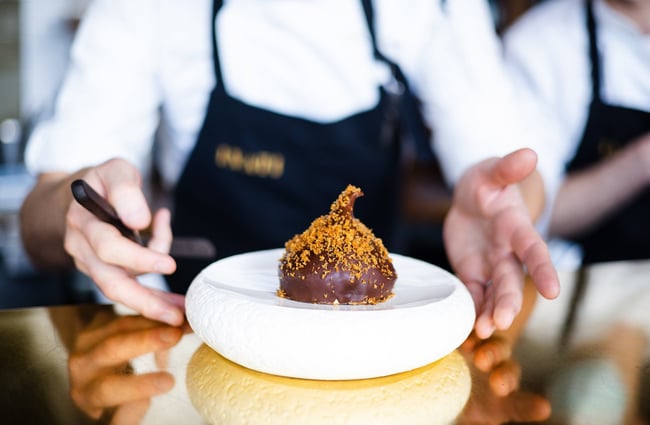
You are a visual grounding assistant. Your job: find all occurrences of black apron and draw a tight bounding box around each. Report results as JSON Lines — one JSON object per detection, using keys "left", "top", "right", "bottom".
{"left": 166, "top": 0, "right": 430, "bottom": 293}
{"left": 565, "top": 0, "right": 650, "bottom": 264}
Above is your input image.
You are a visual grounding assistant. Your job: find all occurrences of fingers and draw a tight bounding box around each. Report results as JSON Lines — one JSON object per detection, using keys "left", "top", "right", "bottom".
{"left": 78, "top": 254, "right": 181, "bottom": 326}
{"left": 470, "top": 335, "right": 523, "bottom": 399}
{"left": 66, "top": 217, "right": 183, "bottom": 325}
{"left": 75, "top": 372, "right": 174, "bottom": 419}
{"left": 87, "top": 325, "right": 183, "bottom": 371}
{"left": 474, "top": 285, "right": 497, "bottom": 339}
{"left": 103, "top": 279, "right": 183, "bottom": 327}
{"left": 147, "top": 208, "right": 173, "bottom": 255}
{"left": 66, "top": 186, "right": 182, "bottom": 325}
{"left": 71, "top": 321, "right": 183, "bottom": 376}
{"left": 156, "top": 291, "right": 187, "bottom": 311}
{"left": 489, "top": 148, "right": 538, "bottom": 188}
{"left": 94, "top": 159, "right": 151, "bottom": 230}
{"left": 493, "top": 150, "right": 560, "bottom": 301}
{"left": 111, "top": 399, "right": 153, "bottom": 425}
{"left": 69, "top": 315, "right": 183, "bottom": 420}
{"left": 463, "top": 280, "right": 485, "bottom": 319}
{"left": 506, "top": 391, "right": 552, "bottom": 423}
{"left": 472, "top": 335, "right": 512, "bottom": 373}
{"left": 75, "top": 314, "right": 164, "bottom": 352}
{"left": 492, "top": 256, "right": 525, "bottom": 331}
{"left": 488, "top": 359, "right": 521, "bottom": 397}
{"left": 100, "top": 280, "right": 184, "bottom": 327}
{"left": 69, "top": 235, "right": 182, "bottom": 325}
{"left": 459, "top": 328, "right": 552, "bottom": 424}
{"left": 65, "top": 170, "right": 177, "bottom": 281}
{"left": 510, "top": 216, "right": 561, "bottom": 301}
{"left": 67, "top": 201, "right": 176, "bottom": 276}
{"left": 475, "top": 254, "right": 526, "bottom": 338}
{"left": 88, "top": 226, "right": 175, "bottom": 276}
{"left": 69, "top": 159, "right": 176, "bottom": 275}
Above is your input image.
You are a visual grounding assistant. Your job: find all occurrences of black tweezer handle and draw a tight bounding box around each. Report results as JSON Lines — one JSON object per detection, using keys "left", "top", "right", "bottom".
{"left": 70, "top": 179, "right": 144, "bottom": 246}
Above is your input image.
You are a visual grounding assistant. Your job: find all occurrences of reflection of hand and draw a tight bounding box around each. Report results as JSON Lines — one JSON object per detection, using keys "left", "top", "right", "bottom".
{"left": 444, "top": 148, "right": 559, "bottom": 338}
{"left": 68, "top": 310, "right": 185, "bottom": 424}
{"left": 64, "top": 158, "right": 185, "bottom": 326}
{"left": 457, "top": 332, "right": 551, "bottom": 425}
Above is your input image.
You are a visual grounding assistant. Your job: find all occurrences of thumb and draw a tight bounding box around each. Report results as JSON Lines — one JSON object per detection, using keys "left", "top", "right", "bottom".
{"left": 490, "top": 148, "right": 538, "bottom": 188}
{"left": 148, "top": 208, "right": 174, "bottom": 255}
{"left": 96, "top": 159, "right": 151, "bottom": 230}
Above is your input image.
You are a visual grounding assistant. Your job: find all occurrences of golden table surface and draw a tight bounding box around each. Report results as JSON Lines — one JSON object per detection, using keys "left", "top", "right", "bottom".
{"left": 0, "top": 261, "right": 649, "bottom": 425}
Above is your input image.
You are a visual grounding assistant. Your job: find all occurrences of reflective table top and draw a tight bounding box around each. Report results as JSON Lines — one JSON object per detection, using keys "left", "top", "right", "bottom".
{"left": 0, "top": 260, "right": 649, "bottom": 425}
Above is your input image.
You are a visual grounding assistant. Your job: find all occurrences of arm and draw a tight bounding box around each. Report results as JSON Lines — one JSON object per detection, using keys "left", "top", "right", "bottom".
{"left": 409, "top": 1, "right": 561, "bottom": 338}
{"left": 21, "top": 172, "right": 84, "bottom": 269}
{"left": 20, "top": 159, "right": 185, "bottom": 326}
{"left": 18, "top": 1, "right": 186, "bottom": 325}
{"left": 550, "top": 132, "right": 650, "bottom": 238}
{"left": 444, "top": 148, "right": 560, "bottom": 339}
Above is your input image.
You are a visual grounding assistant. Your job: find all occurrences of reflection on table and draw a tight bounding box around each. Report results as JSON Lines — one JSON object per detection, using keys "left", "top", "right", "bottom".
{"left": 0, "top": 260, "right": 648, "bottom": 425}
{"left": 518, "top": 260, "right": 650, "bottom": 425}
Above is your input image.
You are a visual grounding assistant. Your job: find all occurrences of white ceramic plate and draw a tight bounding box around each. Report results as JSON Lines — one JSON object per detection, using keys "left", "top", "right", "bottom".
{"left": 185, "top": 248, "right": 475, "bottom": 380}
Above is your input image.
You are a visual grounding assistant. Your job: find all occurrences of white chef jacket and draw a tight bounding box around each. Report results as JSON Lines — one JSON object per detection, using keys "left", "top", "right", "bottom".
{"left": 25, "top": 0, "right": 563, "bottom": 201}
{"left": 503, "top": 0, "right": 650, "bottom": 164}
{"left": 502, "top": 0, "right": 650, "bottom": 265}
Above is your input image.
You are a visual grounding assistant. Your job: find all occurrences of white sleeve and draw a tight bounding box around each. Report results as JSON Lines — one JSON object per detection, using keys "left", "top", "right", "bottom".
{"left": 374, "top": 0, "right": 526, "bottom": 184}
{"left": 501, "top": 3, "right": 591, "bottom": 235}
{"left": 409, "top": 0, "right": 521, "bottom": 184}
{"left": 24, "top": 0, "right": 162, "bottom": 175}
{"left": 409, "top": 0, "right": 566, "bottom": 233}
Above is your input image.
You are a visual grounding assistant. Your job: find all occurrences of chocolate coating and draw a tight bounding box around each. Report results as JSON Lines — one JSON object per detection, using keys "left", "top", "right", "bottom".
{"left": 278, "top": 185, "right": 396, "bottom": 305}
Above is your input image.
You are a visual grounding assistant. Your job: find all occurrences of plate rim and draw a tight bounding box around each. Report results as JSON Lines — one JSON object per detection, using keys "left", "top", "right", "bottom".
{"left": 192, "top": 248, "right": 464, "bottom": 313}
{"left": 185, "top": 248, "right": 476, "bottom": 380}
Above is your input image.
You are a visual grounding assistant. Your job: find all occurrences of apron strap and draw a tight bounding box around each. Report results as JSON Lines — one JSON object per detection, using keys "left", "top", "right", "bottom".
{"left": 211, "top": 0, "right": 226, "bottom": 94}
{"left": 585, "top": 0, "right": 602, "bottom": 104}
{"left": 210, "top": 0, "right": 434, "bottom": 161}
{"left": 360, "top": 0, "right": 435, "bottom": 162}
{"left": 360, "top": 0, "right": 411, "bottom": 92}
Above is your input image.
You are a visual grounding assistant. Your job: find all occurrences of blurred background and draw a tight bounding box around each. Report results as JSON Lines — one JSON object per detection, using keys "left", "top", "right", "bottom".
{"left": 0, "top": 0, "right": 539, "bottom": 308}
{"left": 0, "top": 0, "right": 91, "bottom": 307}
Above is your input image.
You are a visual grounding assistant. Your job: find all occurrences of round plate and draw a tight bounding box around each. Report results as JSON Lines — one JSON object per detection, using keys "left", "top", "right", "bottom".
{"left": 185, "top": 248, "right": 475, "bottom": 380}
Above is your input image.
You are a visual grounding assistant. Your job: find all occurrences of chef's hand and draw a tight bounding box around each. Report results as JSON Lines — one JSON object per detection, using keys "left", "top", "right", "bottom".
{"left": 443, "top": 148, "right": 560, "bottom": 338}
{"left": 68, "top": 310, "right": 185, "bottom": 424}
{"left": 64, "top": 158, "right": 185, "bottom": 326}
{"left": 457, "top": 332, "right": 551, "bottom": 424}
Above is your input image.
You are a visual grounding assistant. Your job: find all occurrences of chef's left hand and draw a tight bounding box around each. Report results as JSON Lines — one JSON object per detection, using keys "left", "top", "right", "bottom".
{"left": 443, "top": 148, "right": 560, "bottom": 338}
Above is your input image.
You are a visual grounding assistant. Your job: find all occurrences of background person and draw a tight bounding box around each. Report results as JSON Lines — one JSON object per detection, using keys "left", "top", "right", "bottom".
{"left": 504, "top": 0, "right": 650, "bottom": 267}
{"left": 503, "top": 1, "right": 650, "bottom": 423}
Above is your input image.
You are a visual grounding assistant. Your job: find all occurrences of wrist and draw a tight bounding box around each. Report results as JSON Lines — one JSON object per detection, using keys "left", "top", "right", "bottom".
{"left": 619, "top": 137, "right": 650, "bottom": 189}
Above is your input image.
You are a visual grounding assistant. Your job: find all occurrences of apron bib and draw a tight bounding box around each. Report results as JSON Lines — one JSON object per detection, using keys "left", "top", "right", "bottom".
{"left": 167, "top": 0, "right": 428, "bottom": 292}
{"left": 566, "top": 0, "right": 650, "bottom": 264}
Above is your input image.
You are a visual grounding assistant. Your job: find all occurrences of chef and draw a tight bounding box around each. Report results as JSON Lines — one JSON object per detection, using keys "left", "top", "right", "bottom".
{"left": 19, "top": 0, "right": 561, "bottom": 338}
{"left": 504, "top": 0, "right": 650, "bottom": 265}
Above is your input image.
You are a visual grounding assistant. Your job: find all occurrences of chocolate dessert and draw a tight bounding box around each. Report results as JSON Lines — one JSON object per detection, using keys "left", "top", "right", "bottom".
{"left": 278, "top": 185, "right": 396, "bottom": 304}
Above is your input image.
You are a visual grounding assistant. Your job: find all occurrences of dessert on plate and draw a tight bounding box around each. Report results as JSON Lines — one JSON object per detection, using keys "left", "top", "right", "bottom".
{"left": 278, "top": 185, "right": 396, "bottom": 305}
{"left": 184, "top": 184, "right": 475, "bottom": 380}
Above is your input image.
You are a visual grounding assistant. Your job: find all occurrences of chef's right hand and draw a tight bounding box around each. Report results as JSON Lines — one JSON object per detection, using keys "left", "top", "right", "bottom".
{"left": 64, "top": 158, "right": 185, "bottom": 325}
